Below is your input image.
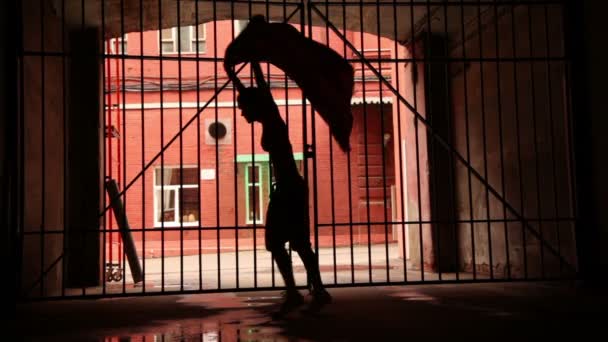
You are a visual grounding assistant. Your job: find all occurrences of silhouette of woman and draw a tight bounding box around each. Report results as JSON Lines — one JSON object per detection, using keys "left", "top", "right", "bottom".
{"left": 231, "top": 62, "right": 331, "bottom": 316}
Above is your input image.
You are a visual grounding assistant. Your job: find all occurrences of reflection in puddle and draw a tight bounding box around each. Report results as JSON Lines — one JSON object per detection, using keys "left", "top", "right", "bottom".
{"left": 390, "top": 291, "right": 438, "bottom": 303}
{"left": 243, "top": 296, "right": 283, "bottom": 307}
{"left": 103, "top": 313, "right": 294, "bottom": 341}
{"left": 105, "top": 326, "right": 293, "bottom": 342}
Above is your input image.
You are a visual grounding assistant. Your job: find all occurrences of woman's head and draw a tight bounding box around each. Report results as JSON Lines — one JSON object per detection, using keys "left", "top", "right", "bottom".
{"left": 237, "top": 87, "right": 272, "bottom": 123}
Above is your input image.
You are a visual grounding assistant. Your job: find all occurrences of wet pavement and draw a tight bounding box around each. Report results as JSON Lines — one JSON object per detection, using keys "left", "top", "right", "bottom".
{"left": 17, "top": 282, "right": 606, "bottom": 341}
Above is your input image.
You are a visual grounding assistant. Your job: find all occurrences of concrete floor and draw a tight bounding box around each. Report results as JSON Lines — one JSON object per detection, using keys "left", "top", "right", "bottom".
{"left": 65, "top": 243, "right": 474, "bottom": 297}
{"left": 17, "top": 281, "right": 606, "bottom": 341}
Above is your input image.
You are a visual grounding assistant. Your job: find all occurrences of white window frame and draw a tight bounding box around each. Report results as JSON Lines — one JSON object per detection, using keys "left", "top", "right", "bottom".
{"left": 159, "top": 24, "right": 206, "bottom": 54}
{"left": 191, "top": 24, "right": 206, "bottom": 53}
{"left": 106, "top": 35, "right": 128, "bottom": 54}
{"left": 245, "top": 163, "right": 264, "bottom": 225}
{"left": 153, "top": 166, "right": 200, "bottom": 228}
{"left": 233, "top": 20, "right": 248, "bottom": 36}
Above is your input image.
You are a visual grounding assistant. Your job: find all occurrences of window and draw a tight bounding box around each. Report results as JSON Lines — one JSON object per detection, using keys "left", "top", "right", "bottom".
{"left": 105, "top": 35, "right": 128, "bottom": 54}
{"left": 234, "top": 20, "right": 248, "bottom": 36}
{"left": 245, "top": 164, "right": 264, "bottom": 224}
{"left": 160, "top": 24, "right": 206, "bottom": 53}
{"left": 237, "top": 153, "right": 305, "bottom": 225}
{"left": 154, "top": 166, "right": 199, "bottom": 227}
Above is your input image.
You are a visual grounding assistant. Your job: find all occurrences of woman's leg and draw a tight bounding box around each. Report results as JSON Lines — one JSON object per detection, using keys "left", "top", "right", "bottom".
{"left": 296, "top": 245, "right": 324, "bottom": 292}
{"left": 271, "top": 246, "right": 304, "bottom": 316}
{"left": 272, "top": 246, "right": 296, "bottom": 291}
{"left": 296, "top": 245, "right": 332, "bottom": 312}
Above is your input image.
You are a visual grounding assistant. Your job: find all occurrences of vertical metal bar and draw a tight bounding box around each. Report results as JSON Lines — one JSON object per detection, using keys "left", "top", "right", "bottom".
{"left": 230, "top": 0, "right": 239, "bottom": 290}
{"left": 359, "top": 0, "right": 373, "bottom": 284}
{"left": 561, "top": 2, "right": 579, "bottom": 274}
{"left": 175, "top": 0, "right": 183, "bottom": 291}
{"left": 248, "top": 0, "right": 257, "bottom": 289}
{"left": 17, "top": 0, "right": 26, "bottom": 300}
{"left": 196, "top": 0, "right": 203, "bottom": 291}
{"left": 139, "top": 0, "right": 146, "bottom": 293}
{"left": 39, "top": 0, "right": 46, "bottom": 297}
{"left": 61, "top": 0, "right": 68, "bottom": 297}
{"left": 443, "top": 0, "right": 459, "bottom": 281}
{"left": 158, "top": 0, "right": 165, "bottom": 292}
{"left": 325, "top": 1, "right": 338, "bottom": 285}
{"left": 80, "top": 0, "right": 86, "bottom": 297}
{"left": 284, "top": 0, "right": 290, "bottom": 134}
{"left": 411, "top": 0, "right": 425, "bottom": 282}
{"left": 114, "top": 38, "right": 121, "bottom": 290}
{"left": 101, "top": 0, "right": 108, "bottom": 296}
{"left": 493, "top": 0, "right": 510, "bottom": 279}
{"left": 177, "top": 0, "right": 186, "bottom": 291}
{"left": 114, "top": 38, "right": 121, "bottom": 279}
{"left": 393, "top": 0, "right": 408, "bottom": 282}
{"left": 302, "top": 1, "right": 317, "bottom": 285}
{"left": 107, "top": 38, "right": 114, "bottom": 283}
{"left": 510, "top": 3, "right": 527, "bottom": 279}
{"left": 282, "top": 0, "right": 290, "bottom": 287}
{"left": 266, "top": 0, "right": 276, "bottom": 289}
{"left": 476, "top": 0, "right": 493, "bottom": 280}
{"left": 543, "top": 4, "right": 562, "bottom": 276}
{"left": 425, "top": 0, "right": 442, "bottom": 281}
{"left": 341, "top": 0, "right": 355, "bottom": 285}
{"left": 378, "top": 0, "right": 390, "bottom": 283}
{"left": 560, "top": 2, "right": 576, "bottom": 278}
{"left": 527, "top": 4, "right": 545, "bottom": 278}
{"left": 120, "top": 0, "right": 127, "bottom": 294}
{"left": 460, "top": 0, "right": 476, "bottom": 280}
{"left": 308, "top": 1, "right": 320, "bottom": 291}
{"left": 213, "top": 0, "right": 221, "bottom": 290}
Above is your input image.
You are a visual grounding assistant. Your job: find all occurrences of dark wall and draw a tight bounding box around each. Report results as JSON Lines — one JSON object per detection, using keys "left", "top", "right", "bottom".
{"left": 3, "top": 0, "right": 19, "bottom": 303}
{"left": 449, "top": 4, "right": 576, "bottom": 278}
{"left": 574, "top": 0, "right": 608, "bottom": 285}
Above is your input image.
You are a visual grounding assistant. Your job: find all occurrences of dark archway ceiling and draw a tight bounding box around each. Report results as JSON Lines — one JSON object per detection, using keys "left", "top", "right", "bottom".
{"left": 48, "top": 0, "right": 543, "bottom": 52}
{"left": 50, "top": 0, "right": 502, "bottom": 43}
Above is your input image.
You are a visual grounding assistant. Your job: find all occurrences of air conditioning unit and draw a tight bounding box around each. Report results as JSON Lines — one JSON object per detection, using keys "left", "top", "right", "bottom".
{"left": 204, "top": 118, "right": 232, "bottom": 145}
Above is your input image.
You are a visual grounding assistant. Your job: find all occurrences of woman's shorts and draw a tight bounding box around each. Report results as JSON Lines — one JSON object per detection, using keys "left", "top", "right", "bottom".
{"left": 264, "top": 180, "right": 311, "bottom": 252}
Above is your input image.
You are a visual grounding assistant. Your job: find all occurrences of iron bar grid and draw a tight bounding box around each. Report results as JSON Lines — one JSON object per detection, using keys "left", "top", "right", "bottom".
{"left": 16, "top": 0, "right": 577, "bottom": 299}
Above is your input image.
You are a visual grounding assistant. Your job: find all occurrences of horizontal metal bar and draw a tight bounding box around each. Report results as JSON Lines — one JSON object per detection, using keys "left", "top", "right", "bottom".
{"left": 206, "top": 0, "right": 302, "bottom": 5}
{"left": 21, "top": 278, "right": 577, "bottom": 301}
{"left": 318, "top": 218, "right": 576, "bottom": 226}
{"left": 309, "top": 1, "right": 565, "bottom": 7}
{"left": 23, "top": 51, "right": 569, "bottom": 63}
{"left": 23, "top": 226, "right": 269, "bottom": 235}
{"left": 22, "top": 217, "right": 576, "bottom": 235}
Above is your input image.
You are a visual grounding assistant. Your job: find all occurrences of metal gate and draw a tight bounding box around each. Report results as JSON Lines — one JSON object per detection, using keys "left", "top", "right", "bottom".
{"left": 15, "top": 0, "right": 577, "bottom": 300}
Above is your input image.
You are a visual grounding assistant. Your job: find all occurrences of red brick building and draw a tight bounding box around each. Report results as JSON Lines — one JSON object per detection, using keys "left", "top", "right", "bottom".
{"left": 104, "top": 20, "right": 404, "bottom": 257}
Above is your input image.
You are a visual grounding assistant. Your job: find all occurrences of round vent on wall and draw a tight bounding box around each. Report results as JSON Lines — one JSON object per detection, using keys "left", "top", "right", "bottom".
{"left": 204, "top": 118, "right": 232, "bottom": 145}
{"left": 208, "top": 121, "right": 227, "bottom": 139}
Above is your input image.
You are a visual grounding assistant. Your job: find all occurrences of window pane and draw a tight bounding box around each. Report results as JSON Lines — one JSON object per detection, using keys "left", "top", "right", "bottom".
{"left": 247, "top": 165, "right": 259, "bottom": 184}
{"left": 180, "top": 188, "right": 199, "bottom": 223}
{"left": 156, "top": 167, "right": 198, "bottom": 185}
{"left": 181, "top": 168, "right": 198, "bottom": 185}
{"left": 234, "top": 20, "right": 247, "bottom": 35}
{"left": 195, "top": 41, "right": 206, "bottom": 53}
{"left": 248, "top": 185, "right": 259, "bottom": 221}
{"left": 255, "top": 190, "right": 261, "bottom": 221}
{"left": 179, "top": 26, "right": 190, "bottom": 52}
{"left": 156, "top": 189, "right": 175, "bottom": 222}
{"left": 161, "top": 28, "right": 173, "bottom": 40}
{"left": 161, "top": 42, "right": 174, "bottom": 53}
{"left": 196, "top": 24, "right": 205, "bottom": 39}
